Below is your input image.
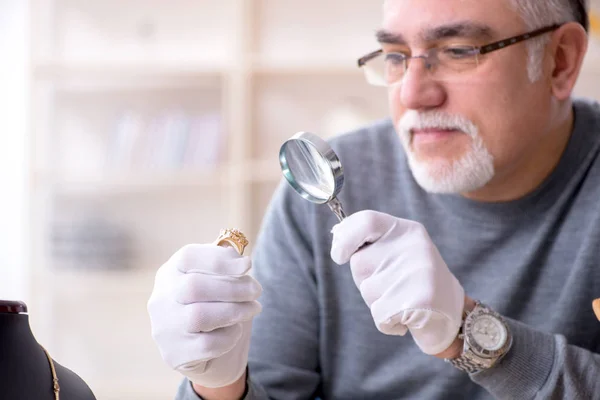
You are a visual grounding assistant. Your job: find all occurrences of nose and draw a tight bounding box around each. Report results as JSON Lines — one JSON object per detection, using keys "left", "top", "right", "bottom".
{"left": 395, "top": 56, "right": 446, "bottom": 111}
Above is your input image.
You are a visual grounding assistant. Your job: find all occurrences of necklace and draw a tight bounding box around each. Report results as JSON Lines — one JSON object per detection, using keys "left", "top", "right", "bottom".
{"left": 40, "top": 345, "right": 60, "bottom": 400}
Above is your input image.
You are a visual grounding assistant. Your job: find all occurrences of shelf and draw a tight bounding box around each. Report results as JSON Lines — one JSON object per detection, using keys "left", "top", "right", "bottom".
{"left": 34, "top": 60, "right": 226, "bottom": 76}
{"left": 36, "top": 169, "right": 229, "bottom": 195}
{"left": 24, "top": 2, "right": 389, "bottom": 398}
{"left": 37, "top": 0, "right": 239, "bottom": 67}
{"left": 251, "top": 61, "right": 362, "bottom": 76}
{"left": 253, "top": 0, "right": 381, "bottom": 69}
{"left": 34, "top": 59, "right": 367, "bottom": 80}
{"left": 36, "top": 268, "right": 159, "bottom": 295}
{"left": 252, "top": 74, "right": 389, "bottom": 159}
{"left": 243, "top": 159, "right": 282, "bottom": 183}
{"left": 34, "top": 61, "right": 225, "bottom": 91}
{"left": 34, "top": 159, "right": 282, "bottom": 196}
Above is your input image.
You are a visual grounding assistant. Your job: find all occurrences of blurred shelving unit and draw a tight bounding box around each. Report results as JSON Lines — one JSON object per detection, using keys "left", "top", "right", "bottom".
{"left": 27, "top": 1, "right": 600, "bottom": 399}
{"left": 27, "top": 1, "right": 386, "bottom": 399}
{"left": 576, "top": 3, "right": 600, "bottom": 97}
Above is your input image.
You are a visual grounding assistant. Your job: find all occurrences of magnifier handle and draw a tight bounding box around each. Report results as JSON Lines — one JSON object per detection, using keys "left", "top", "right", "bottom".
{"left": 327, "top": 199, "right": 371, "bottom": 250}
{"left": 327, "top": 197, "right": 347, "bottom": 222}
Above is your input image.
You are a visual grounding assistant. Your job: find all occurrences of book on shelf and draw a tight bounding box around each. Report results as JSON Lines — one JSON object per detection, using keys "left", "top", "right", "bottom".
{"left": 50, "top": 210, "right": 134, "bottom": 271}
{"left": 105, "top": 109, "right": 224, "bottom": 174}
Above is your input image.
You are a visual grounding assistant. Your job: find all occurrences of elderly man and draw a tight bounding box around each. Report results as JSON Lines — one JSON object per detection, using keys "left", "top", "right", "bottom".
{"left": 148, "top": 0, "right": 600, "bottom": 399}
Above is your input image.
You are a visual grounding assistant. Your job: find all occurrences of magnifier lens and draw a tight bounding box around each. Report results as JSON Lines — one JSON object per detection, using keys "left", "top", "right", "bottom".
{"left": 283, "top": 140, "right": 336, "bottom": 202}
{"left": 280, "top": 131, "right": 347, "bottom": 222}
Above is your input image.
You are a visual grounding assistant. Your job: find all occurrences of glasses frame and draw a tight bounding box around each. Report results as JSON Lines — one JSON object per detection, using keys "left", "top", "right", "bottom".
{"left": 357, "top": 24, "right": 562, "bottom": 72}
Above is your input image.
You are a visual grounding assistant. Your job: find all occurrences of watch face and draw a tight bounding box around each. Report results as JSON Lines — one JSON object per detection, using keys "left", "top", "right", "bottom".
{"left": 471, "top": 315, "right": 508, "bottom": 351}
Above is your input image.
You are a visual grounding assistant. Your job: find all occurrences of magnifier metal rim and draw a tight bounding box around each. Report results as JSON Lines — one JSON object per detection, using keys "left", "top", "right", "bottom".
{"left": 279, "top": 131, "right": 344, "bottom": 205}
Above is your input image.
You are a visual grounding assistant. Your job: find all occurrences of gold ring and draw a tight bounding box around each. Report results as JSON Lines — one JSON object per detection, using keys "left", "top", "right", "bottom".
{"left": 214, "top": 228, "right": 249, "bottom": 255}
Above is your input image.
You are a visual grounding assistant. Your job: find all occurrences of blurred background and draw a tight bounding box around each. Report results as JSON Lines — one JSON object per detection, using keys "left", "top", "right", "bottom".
{"left": 0, "top": 1, "right": 599, "bottom": 399}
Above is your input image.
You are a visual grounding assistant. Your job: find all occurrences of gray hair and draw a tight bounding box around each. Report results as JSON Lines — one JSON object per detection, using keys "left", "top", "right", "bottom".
{"left": 509, "top": 0, "right": 586, "bottom": 81}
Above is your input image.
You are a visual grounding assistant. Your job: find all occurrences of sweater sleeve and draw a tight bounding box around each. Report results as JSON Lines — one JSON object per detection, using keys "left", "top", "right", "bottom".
{"left": 175, "top": 377, "right": 269, "bottom": 400}
{"left": 471, "top": 318, "right": 600, "bottom": 399}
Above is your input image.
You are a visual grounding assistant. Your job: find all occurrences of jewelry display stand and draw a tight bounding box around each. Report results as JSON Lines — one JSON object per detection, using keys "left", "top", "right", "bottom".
{"left": 0, "top": 300, "right": 96, "bottom": 400}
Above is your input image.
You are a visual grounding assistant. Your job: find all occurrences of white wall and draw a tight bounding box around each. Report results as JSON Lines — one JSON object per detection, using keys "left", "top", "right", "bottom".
{"left": 0, "top": 0, "right": 30, "bottom": 302}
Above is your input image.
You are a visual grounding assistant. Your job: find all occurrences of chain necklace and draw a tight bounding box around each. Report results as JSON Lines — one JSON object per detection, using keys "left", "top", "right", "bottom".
{"left": 0, "top": 302, "right": 59, "bottom": 399}
{"left": 40, "top": 345, "right": 60, "bottom": 400}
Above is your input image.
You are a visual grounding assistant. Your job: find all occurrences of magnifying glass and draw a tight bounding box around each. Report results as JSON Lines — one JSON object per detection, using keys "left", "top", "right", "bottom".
{"left": 279, "top": 132, "right": 347, "bottom": 222}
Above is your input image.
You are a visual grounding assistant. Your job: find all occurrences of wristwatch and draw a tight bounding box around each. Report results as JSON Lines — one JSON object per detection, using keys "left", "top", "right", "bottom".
{"left": 446, "top": 301, "right": 513, "bottom": 374}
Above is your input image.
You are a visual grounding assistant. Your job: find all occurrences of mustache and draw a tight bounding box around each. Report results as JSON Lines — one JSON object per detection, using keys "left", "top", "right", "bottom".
{"left": 398, "top": 111, "right": 479, "bottom": 139}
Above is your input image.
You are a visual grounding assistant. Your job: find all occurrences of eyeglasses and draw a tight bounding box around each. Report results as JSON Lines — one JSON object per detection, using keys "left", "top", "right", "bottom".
{"left": 357, "top": 24, "right": 561, "bottom": 87}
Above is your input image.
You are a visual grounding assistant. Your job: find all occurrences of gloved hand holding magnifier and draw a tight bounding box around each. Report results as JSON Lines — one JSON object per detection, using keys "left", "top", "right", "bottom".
{"left": 278, "top": 131, "right": 468, "bottom": 358}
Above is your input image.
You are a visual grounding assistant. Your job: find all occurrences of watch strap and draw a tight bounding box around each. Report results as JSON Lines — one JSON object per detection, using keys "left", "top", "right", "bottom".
{"left": 447, "top": 352, "right": 487, "bottom": 374}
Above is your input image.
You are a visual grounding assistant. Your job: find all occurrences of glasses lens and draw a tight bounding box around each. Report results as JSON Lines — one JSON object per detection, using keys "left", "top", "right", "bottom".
{"left": 435, "top": 46, "right": 480, "bottom": 76}
{"left": 361, "top": 52, "right": 408, "bottom": 86}
{"left": 360, "top": 46, "right": 481, "bottom": 86}
{"left": 361, "top": 53, "right": 392, "bottom": 86}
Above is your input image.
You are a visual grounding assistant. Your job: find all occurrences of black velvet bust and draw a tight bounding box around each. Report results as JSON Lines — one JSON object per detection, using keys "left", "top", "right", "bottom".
{"left": 0, "top": 300, "right": 96, "bottom": 400}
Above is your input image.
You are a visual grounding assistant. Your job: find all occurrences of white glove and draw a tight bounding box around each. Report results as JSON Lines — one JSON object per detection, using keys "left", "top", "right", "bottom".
{"left": 147, "top": 244, "right": 262, "bottom": 387}
{"left": 330, "top": 211, "right": 464, "bottom": 355}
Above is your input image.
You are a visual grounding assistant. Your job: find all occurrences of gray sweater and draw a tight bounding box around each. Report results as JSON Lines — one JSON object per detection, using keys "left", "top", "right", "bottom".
{"left": 178, "top": 98, "right": 600, "bottom": 400}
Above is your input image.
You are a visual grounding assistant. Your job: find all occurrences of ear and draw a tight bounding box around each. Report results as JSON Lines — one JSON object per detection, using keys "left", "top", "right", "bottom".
{"left": 548, "top": 22, "right": 588, "bottom": 101}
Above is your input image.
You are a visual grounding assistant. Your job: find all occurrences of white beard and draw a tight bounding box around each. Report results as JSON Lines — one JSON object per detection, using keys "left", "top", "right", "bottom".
{"left": 397, "top": 110, "right": 495, "bottom": 194}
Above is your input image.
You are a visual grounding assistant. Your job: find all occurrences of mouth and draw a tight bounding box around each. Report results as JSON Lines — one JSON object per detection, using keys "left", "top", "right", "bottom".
{"left": 410, "top": 128, "right": 463, "bottom": 145}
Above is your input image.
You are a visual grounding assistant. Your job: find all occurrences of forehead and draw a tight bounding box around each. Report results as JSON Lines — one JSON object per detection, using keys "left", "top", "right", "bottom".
{"left": 382, "top": 0, "right": 524, "bottom": 36}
